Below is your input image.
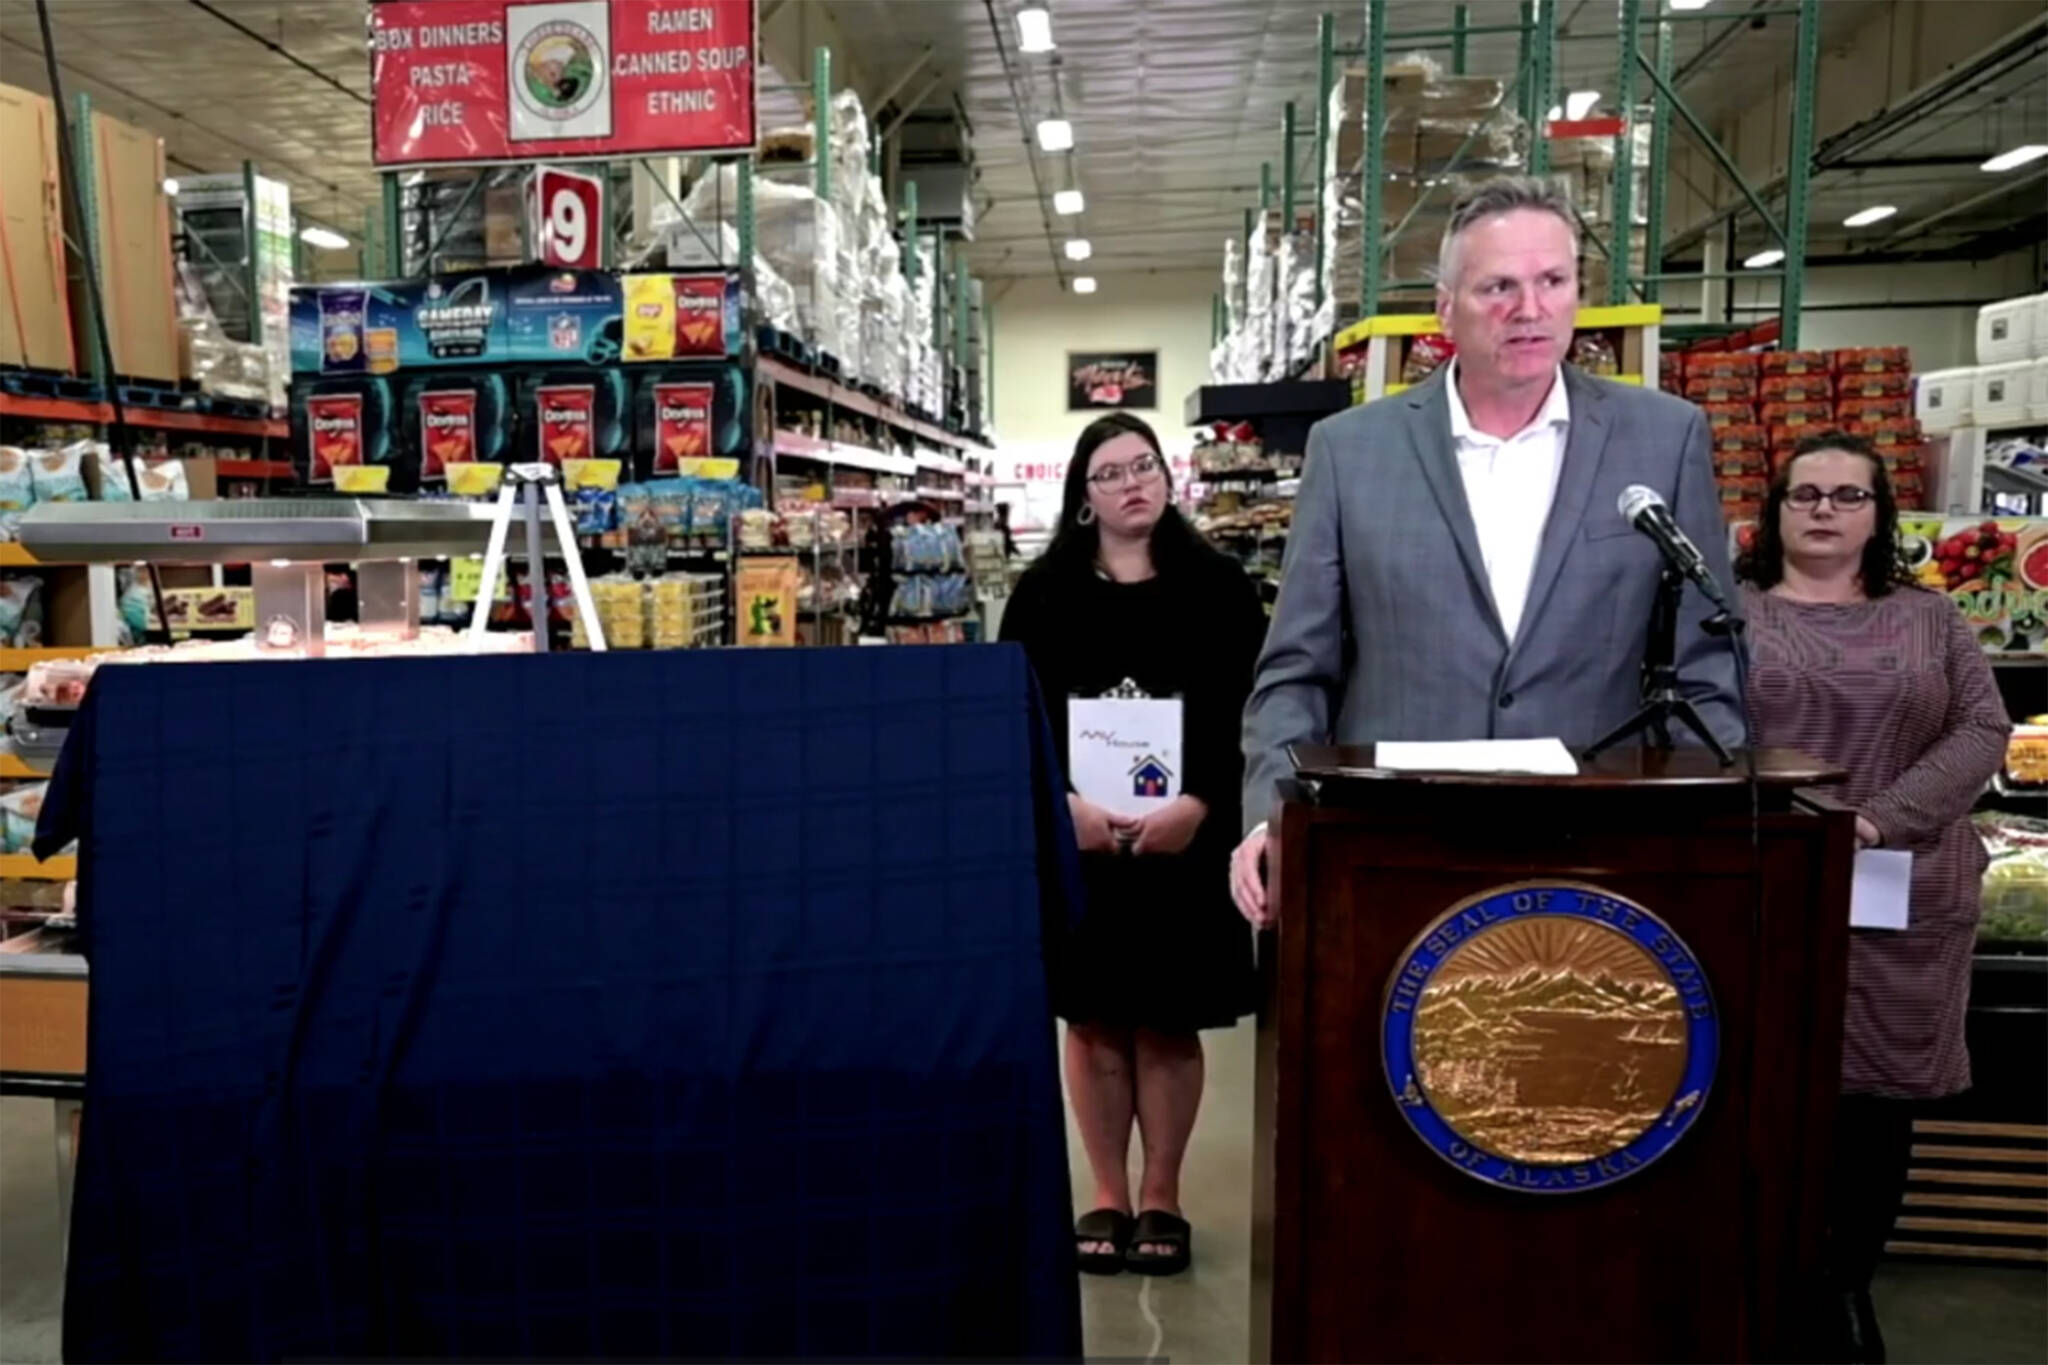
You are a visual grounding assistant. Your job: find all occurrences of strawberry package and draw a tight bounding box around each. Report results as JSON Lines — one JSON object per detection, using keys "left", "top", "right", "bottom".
{"left": 1830, "top": 346, "right": 1910, "bottom": 376}
{"left": 1760, "top": 373, "right": 1832, "bottom": 403}
{"left": 1712, "top": 445, "right": 1767, "bottom": 478}
{"left": 1717, "top": 475, "right": 1766, "bottom": 507}
{"left": 1835, "top": 395, "right": 1911, "bottom": 424}
{"left": 1835, "top": 370, "right": 1912, "bottom": 400}
{"left": 1713, "top": 422, "right": 1768, "bottom": 451}
{"left": 1760, "top": 350, "right": 1830, "bottom": 377}
{"left": 1760, "top": 400, "right": 1835, "bottom": 428}
{"left": 1848, "top": 416, "right": 1925, "bottom": 450}
{"left": 1699, "top": 401, "right": 1756, "bottom": 428}
{"left": 1685, "top": 351, "right": 1759, "bottom": 379}
{"left": 1685, "top": 374, "right": 1758, "bottom": 403}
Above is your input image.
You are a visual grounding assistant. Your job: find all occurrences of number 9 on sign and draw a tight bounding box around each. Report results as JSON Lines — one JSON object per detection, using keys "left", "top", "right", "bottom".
{"left": 525, "top": 166, "right": 604, "bottom": 270}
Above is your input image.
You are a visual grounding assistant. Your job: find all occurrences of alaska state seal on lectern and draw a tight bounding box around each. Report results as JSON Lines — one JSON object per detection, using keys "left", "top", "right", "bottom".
{"left": 1381, "top": 882, "right": 1719, "bottom": 1192}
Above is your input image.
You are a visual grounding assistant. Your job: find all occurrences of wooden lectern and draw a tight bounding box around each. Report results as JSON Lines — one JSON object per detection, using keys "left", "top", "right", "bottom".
{"left": 1252, "top": 747, "right": 1853, "bottom": 1365}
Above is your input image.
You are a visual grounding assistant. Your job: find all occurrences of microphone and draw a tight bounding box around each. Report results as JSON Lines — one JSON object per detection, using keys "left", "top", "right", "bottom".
{"left": 1617, "top": 484, "right": 1734, "bottom": 613}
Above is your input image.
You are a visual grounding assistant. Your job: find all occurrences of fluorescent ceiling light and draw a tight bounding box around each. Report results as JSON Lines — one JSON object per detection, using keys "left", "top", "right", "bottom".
{"left": 300, "top": 225, "right": 351, "bottom": 250}
{"left": 1064, "top": 239, "right": 1092, "bottom": 261}
{"left": 1744, "top": 248, "right": 1785, "bottom": 269}
{"left": 1016, "top": 7, "right": 1054, "bottom": 53}
{"left": 1053, "top": 188, "right": 1085, "bottom": 215}
{"left": 1669, "top": 0, "right": 1712, "bottom": 9}
{"left": 1842, "top": 204, "right": 1897, "bottom": 227}
{"left": 162, "top": 177, "right": 179, "bottom": 196}
{"left": 1072, "top": 276, "right": 1097, "bottom": 294}
{"left": 1036, "top": 118, "right": 1073, "bottom": 151}
{"left": 1565, "top": 90, "right": 1600, "bottom": 119}
{"left": 1981, "top": 143, "right": 2048, "bottom": 173}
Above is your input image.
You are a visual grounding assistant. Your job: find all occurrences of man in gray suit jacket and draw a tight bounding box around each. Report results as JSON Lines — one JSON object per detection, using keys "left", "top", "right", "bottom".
{"left": 1231, "top": 176, "right": 1744, "bottom": 924}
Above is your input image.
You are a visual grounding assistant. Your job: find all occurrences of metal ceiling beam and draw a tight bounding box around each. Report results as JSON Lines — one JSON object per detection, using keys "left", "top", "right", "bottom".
{"left": 869, "top": 45, "right": 935, "bottom": 116}
{"left": 1828, "top": 154, "right": 2013, "bottom": 171}
{"left": 1660, "top": 15, "right": 2048, "bottom": 254}
{"left": 978, "top": 0, "right": 1065, "bottom": 284}
{"left": 185, "top": 0, "right": 371, "bottom": 107}
{"left": 1873, "top": 167, "right": 2048, "bottom": 249}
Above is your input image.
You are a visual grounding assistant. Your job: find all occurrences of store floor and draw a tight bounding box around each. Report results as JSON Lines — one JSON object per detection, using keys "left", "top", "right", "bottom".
{"left": 2, "top": 1031, "right": 2042, "bottom": 1364}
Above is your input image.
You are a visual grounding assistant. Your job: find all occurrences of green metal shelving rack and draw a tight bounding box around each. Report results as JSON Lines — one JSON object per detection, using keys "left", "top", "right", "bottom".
{"left": 1261, "top": 0, "right": 1825, "bottom": 353}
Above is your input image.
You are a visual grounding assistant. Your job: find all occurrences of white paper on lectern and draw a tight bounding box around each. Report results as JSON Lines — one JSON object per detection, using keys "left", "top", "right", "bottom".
{"left": 1068, "top": 697, "right": 1184, "bottom": 818}
{"left": 1851, "top": 849, "right": 1912, "bottom": 930}
{"left": 1375, "top": 738, "right": 1580, "bottom": 776}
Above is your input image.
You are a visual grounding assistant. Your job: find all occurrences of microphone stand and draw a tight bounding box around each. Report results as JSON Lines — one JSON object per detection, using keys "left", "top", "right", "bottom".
{"left": 1584, "top": 567, "right": 1739, "bottom": 766}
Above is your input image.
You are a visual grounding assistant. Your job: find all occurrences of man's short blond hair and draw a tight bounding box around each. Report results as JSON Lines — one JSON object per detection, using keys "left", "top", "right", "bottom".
{"left": 1436, "top": 175, "right": 1581, "bottom": 288}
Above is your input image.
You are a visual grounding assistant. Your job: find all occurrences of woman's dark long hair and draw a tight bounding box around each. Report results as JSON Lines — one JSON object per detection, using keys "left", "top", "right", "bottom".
{"left": 1733, "top": 429, "right": 1916, "bottom": 597}
{"left": 1038, "top": 412, "right": 1214, "bottom": 577}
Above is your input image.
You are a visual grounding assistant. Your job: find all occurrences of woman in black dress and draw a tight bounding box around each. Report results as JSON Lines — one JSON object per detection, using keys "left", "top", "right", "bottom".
{"left": 999, "top": 412, "right": 1266, "bottom": 1277}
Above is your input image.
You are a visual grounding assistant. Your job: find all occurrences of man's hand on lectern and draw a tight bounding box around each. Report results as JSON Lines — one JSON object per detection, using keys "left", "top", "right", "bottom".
{"left": 1231, "top": 825, "right": 1271, "bottom": 927}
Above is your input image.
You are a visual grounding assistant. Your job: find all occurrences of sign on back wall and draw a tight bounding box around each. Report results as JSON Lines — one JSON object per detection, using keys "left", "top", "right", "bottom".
{"left": 1067, "top": 351, "right": 1158, "bottom": 411}
{"left": 371, "top": 0, "right": 757, "bottom": 167}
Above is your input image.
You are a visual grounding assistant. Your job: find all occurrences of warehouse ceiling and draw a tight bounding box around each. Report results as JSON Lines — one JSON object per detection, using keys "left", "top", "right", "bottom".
{"left": 0, "top": 0, "right": 2039, "bottom": 283}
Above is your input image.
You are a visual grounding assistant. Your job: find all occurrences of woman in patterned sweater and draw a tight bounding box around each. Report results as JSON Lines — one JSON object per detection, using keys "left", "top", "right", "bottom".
{"left": 1736, "top": 429, "right": 2011, "bottom": 1364}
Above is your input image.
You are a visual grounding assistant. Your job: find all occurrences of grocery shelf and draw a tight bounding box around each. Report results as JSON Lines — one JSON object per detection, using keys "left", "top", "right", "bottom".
{"left": 773, "top": 430, "right": 916, "bottom": 476}
{"left": 916, "top": 452, "right": 966, "bottom": 477}
{"left": 915, "top": 488, "right": 966, "bottom": 502}
{"left": 0, "top": 395, "right": 113, "bottom": 424}
{"left": 760, "top": 357, "right": 983, "bottom": 452}
{"left": 215, "top": 459, "right": 297, "bottom": 480}
{"left": 0, "top": 854, "right": 75, "bottom": 881}
{"left": 0, "top": 392, "right": 285, "bottom": 440}
{"left": 0, "top": 646, "right": 111, "bottom": 670}
{"left": 0, "top": 545, "right": 50, "bottom": 567}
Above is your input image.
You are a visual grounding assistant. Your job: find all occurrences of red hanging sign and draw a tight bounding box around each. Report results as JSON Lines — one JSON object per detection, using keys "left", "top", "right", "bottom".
{"left": 371, "top": 0, "right": 757, "bottom": 168}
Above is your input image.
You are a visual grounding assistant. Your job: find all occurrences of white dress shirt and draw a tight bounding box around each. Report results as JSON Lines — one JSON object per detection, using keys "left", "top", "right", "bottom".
{"left": 1444, "top": 360, "right": 1571, "bottom": 643}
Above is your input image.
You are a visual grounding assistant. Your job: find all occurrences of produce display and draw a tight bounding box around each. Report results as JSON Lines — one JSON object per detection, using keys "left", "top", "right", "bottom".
{"left": 1899, "top": 517, "right": 2048, "bottom": 653}
{"left": 1977, "top": 810, "right": 2048, "bottom": 943}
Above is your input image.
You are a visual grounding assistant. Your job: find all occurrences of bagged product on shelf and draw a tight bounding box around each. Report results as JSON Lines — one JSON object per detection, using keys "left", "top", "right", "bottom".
{"left": 0, "top": 577, "right": 43, "bottom": 648}
{"left": 0, "top": 449, "right": 34, "bottom": 526}
{"left": 1568, "top": 332, "right": 1619, "bottom": 377}
{"left": 0, "top": 782, "right": 45, "bottom": 854}
{"left": 95, "top": 449, "right": 189, "bottom": 502}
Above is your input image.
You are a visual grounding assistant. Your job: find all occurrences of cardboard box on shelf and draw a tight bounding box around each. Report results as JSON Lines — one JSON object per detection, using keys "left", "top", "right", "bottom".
{"left": 0, "top": 83, "right": 76, "bottom": 372}
{"left": 76, "top": 108, "right": 178, "bottom": 382}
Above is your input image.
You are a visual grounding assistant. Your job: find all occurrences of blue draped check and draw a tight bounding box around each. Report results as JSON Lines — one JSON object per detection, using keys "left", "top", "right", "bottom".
{"left": 40, "top": 644, "right": 1082, "bottom": 1363}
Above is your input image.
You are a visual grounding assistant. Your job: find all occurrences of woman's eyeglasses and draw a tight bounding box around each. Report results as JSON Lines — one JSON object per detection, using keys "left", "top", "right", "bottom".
{"left": 1087, "top": 453, "right": 1164, "bottom": 488}
{"left": 1786, "top": 484, "right": 1876, "bottom": 511}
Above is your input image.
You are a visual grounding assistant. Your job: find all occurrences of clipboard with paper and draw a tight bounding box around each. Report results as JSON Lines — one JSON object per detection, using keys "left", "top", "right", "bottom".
{"left": 1067, "top": 678, "right": 1185, "bottom": 819}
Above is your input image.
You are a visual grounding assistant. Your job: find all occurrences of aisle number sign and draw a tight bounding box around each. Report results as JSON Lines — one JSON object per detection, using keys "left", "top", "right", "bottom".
{"left": 371, "top": 0, "right": 758, "bottom": 168}
{"left": 526, "top": 165, "right": 605, "bottom": 269}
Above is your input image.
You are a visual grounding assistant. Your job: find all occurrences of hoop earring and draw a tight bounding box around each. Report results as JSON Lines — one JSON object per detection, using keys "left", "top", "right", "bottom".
{"left": 1076, "top": 504, "right": 1096, "bottom": 526}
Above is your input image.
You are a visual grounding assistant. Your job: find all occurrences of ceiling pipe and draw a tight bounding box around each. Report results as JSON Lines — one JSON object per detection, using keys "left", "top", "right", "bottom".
{"left": 980, "top": 0, "right": 1066, "bottom": 284}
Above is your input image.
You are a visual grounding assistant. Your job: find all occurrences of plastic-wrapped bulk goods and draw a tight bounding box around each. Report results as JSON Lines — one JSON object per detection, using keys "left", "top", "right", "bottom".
{"left": 1240, "top": 219, "right": 1277, "bottom": 381}
{"left": 1280, "top": 229, "right": 1320, "bottom": 371}
{"left": 683, "top": 167, "right": 845, "bottom": 360}
{"left": 659, "top": 217, "right": 799, "bottom": 339}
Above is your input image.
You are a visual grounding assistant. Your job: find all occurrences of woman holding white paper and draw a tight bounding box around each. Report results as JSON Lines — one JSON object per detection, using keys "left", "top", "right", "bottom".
{"left": 1000, "top": 412, "right": 1266, "bottom": 1278}
{"left": 1736, "top": 430, "right": 2009, "bottom": 1363}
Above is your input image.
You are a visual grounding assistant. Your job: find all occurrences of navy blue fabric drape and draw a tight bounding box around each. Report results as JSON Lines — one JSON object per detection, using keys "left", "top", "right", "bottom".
{"left": 41, "top": 644, "right": 1082, "bottom": 1363}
